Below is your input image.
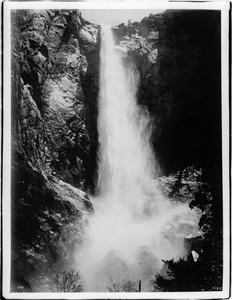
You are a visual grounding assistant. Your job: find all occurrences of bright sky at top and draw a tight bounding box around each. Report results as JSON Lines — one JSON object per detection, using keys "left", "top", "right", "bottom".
{"left": 80, "top": 9, "right": 165, "bottom": 25}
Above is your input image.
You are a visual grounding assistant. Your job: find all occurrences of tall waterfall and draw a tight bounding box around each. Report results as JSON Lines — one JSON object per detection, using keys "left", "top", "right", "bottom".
{"left": 77, "top": 25, "right": 200, "bottom": 292}
{"left": 97, "top": 25, "right": 157, "bottom": 200}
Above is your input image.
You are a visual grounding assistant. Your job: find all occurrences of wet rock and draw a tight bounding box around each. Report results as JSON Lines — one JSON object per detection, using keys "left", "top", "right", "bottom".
{"left": 11, "top": 156, "right": 91, "bottom": 291}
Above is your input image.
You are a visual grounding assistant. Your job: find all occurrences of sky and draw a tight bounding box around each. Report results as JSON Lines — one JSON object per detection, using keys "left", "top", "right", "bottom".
{"left": 80, "top": 9, "right": 165, "bottom": 26}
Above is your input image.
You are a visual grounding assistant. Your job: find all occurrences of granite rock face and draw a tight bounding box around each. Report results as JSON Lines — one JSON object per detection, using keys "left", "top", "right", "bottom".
{"left": 12, "top": 9, "right": 100, "bottom": 189}
{"left": 11, "top": 9, "right": 100, "bottom": 291}
{"left": 113, "top": 11, "right": 221, "bottom": 178}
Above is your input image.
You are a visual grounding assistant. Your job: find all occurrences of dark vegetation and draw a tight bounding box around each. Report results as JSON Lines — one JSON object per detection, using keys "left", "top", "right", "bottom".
{"left": 54, "top": 269, "right": 83, "bottom": 292}
{"left": 10, "top": 9, "right": 223, "bottom": 292}
{"left": 153, "top": 229, "right": 223, "bottom": 291}
{"left": 105, "top": 279, "right": 141, "bottom": 292}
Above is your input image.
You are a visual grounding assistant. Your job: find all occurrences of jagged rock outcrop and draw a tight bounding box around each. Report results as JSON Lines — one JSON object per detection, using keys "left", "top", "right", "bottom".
{"left": 11, "top": 9, "right": 100, "bottom": 291}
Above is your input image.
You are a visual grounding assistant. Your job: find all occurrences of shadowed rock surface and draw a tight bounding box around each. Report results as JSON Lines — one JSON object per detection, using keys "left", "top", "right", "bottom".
{"left": 113, "top": 10, "right": 222, "bottom": 231}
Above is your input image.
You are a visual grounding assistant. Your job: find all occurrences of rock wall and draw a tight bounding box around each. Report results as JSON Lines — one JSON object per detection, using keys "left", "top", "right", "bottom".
{"left": 12, "top": 9, "right": 100, "bottom": 189}
{"left": 113, "top": 10, "right": 221, "bottom": 174}
{"left": 113, "top": 10, "right": 222, "bottom": 229}
{"left": 112, "top": 11, "right": 222, "bottom": 290}
{"left": 11, "top": 9, "right": 100, "bottom": 291}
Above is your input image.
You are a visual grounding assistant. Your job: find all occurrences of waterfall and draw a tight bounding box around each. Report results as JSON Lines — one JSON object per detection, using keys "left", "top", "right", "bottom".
{"left": 97, "top": 25, "right": 157, "bottom": 200}
{"left": 76, "top": 25, "right": 201, "bottom": 292}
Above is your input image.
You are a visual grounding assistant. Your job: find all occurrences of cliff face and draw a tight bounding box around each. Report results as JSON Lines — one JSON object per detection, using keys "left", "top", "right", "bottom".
{"left": 113, "top": 10, "right": 222, "bottom": 227}
{"left": 12, "top": 9, "right": 100, "bottom": 189}
{"left": 114, "top": 10, "right": 221, "bottom": 174}
{"left": 112, "top": 11, "right": 222, "bottom": 290}
{"left": 11, "top": 9, "right": 100, "bottom": 291}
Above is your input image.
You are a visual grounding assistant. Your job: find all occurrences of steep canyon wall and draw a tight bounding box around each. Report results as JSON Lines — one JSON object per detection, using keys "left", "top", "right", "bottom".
{"left": 11, "top": 9, "right": 100, "bottom": 291}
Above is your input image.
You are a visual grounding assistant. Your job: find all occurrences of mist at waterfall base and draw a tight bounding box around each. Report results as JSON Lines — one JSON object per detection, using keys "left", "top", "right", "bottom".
{"left": 75, "top": 26, "right": 201, "bottom": 292}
